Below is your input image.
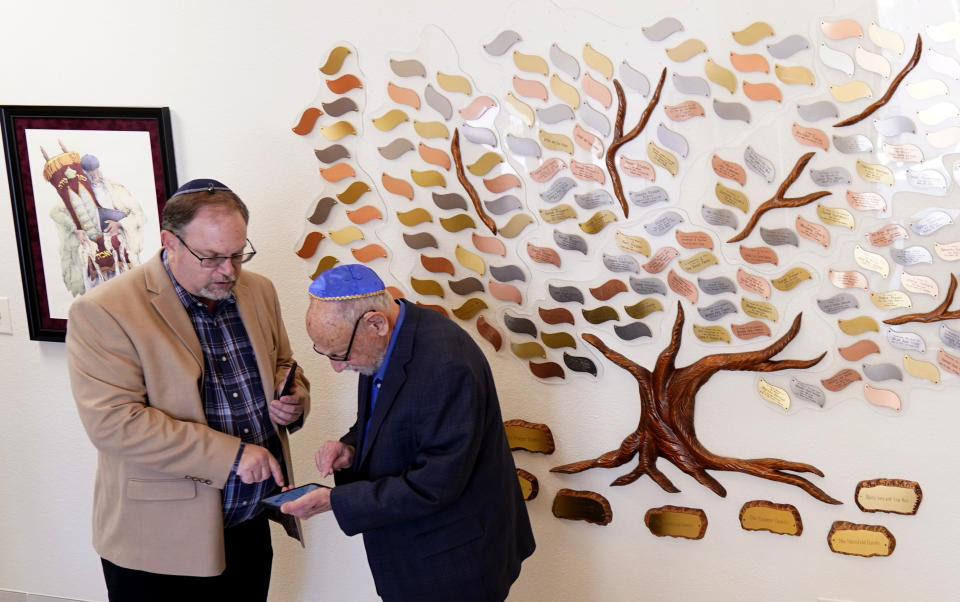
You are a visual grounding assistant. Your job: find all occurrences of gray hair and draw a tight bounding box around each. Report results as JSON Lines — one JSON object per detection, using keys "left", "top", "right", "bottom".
{"left": 334, "top": 291, "right": 394, "bottom": 323}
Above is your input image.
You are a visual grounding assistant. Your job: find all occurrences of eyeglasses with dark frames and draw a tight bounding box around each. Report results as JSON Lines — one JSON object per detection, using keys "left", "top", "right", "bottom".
{"left": 174, "top": 232, "right": 256, "bottom": 269}
{"left": 313, "top": 310, "right": 373, "bottom": 362}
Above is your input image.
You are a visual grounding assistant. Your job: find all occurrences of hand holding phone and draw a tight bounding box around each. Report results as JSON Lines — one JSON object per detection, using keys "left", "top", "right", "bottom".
{"left": 261, "top": 482, "right": 328, "bottom": 511}
{"left": 279, "top": 361, "right": 299, "bottom": 397}
{"left": 270, "top": 362, "right": 304, "bottom": 426}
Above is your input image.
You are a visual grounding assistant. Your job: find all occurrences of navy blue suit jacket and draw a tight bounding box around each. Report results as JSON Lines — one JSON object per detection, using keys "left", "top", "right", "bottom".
{"left": 331, "top": 301, "right": 535, "bottom": 601}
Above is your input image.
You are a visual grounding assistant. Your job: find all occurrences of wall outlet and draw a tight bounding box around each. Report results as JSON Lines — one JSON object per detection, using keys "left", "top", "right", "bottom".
{"left": 0, "top": 297, "right": 12, "bottom": 334}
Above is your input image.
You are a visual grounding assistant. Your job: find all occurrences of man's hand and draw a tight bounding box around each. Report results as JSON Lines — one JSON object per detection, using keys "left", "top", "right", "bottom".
{"left": 104, "top": 220, "right": 122, "bottom": 236}
{"left": 236, "top": 444, "right": 284, "bottom": 486}
{"left": 315, "top": 441, "right": 355, "bottom": 477}
{"left": 269, "top": 367, "right": 305, "bottom": 425}
{"left": 280, "top": 486, "right": 332, "bottom": 519}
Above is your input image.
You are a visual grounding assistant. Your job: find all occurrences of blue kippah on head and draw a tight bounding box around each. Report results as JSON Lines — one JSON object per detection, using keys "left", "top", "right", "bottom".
{"left": 309, "top": 264, "right": 385, "bottom": 301}
{"left": 171, "top": 178, "right": 233, "bottom": 198}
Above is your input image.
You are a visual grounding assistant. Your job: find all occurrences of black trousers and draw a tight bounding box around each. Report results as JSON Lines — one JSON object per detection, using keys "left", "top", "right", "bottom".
{"left": 101, "top": 513, "right": 273, "bottom": 602}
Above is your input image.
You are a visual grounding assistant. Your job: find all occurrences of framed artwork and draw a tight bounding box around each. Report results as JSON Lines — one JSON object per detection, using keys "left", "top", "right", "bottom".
{"left": 1, "top": 106, "right": 177, "bottom": 342}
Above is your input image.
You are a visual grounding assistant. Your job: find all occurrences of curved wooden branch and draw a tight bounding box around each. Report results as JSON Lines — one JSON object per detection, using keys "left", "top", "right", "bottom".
{"left": 654, "top": 301, "right": 685, "bottom": 379}
{"left": 581, "top": 333, "right": 651, "bottom": 382}
{"left": 680, "top": 313, "right": 823, "bottom": 381}
{"left": 727, "top": 152, "right": 830, "bottom": 243}
{"left": 450, "top": 128, "right": 496, "bottom": 235}
{"left": 834, "top": 34, "right": 922, "bottom": 127}
{"left": 605, "top": 68, "right": 667, "bottom": 219}
{"left": 885, "top": 273, "right": 960, "bottom": 324}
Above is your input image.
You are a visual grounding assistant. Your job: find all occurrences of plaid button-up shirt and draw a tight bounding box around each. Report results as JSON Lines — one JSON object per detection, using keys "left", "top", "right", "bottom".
{"left": 164, "top": 254, "right": 281, "bottom": 526}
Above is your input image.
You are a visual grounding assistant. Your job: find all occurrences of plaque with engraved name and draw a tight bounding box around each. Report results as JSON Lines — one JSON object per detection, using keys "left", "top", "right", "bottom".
{"left": 504, "top": 419, "right": 555, "bottom": 454}
{"left": 516, "top": 468, "right": 539, "bottom": 501}
{"left": 828, "top": 521, "right": 895, "bottom": 557}
{"left": 739, "top": 500, "right": 802, "bottom": 536}
{"left": 552, "top": 489, "right": 612, "bottom": 525}
{"left": 644, "top": 506, "right": 707, "bottom": 540}
{"left": 855, "top": 479, "right": 922, "bottom": 515}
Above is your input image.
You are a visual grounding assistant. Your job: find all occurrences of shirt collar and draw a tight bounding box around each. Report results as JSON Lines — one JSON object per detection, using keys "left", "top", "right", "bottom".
{"left": 372, "top": 298, "right": 406, "bottom": 386}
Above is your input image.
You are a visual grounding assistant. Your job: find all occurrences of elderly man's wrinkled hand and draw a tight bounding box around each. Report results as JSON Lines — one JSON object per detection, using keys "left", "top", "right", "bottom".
{"left": 280, "top": 486, "right": 332, "bottom": 519}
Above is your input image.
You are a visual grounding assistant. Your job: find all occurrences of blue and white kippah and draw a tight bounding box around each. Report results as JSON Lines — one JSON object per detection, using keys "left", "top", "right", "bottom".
{"left": 309, "top": 264, "right": 386, "bottom": 301}
{"left": 171, "top": 178, "right": 233, "bottom": 197}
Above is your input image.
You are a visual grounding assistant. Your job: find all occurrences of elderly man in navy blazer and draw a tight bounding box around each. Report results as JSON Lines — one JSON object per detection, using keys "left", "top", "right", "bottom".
{"left": 284, "top": 264, "right": 535, "bottom": 601}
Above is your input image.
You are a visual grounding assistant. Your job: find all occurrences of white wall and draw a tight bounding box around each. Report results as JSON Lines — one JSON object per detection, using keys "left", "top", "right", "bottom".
{"left": 2, "top": 1, "right": 960, "bottom": 600}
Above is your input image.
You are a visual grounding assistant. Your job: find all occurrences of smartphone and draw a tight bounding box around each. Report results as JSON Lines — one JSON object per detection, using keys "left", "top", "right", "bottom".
{"left": 261, "top": 482, "right": 328, "bottom": 510}
{"left": 279, "top": 361, "right": 299, "bottom": 397}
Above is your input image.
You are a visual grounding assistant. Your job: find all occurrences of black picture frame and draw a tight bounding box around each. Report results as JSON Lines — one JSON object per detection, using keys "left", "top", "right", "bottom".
{"left": 1, "top": 105, "right": 177, "bottom": 342}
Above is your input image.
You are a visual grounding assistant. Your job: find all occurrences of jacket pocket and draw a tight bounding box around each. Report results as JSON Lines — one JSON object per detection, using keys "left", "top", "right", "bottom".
{"left": 126, "top": 478, "right": 197, "bottom": 501}
{"left": 415, "top": 515, "right": 484, "bottom": 559}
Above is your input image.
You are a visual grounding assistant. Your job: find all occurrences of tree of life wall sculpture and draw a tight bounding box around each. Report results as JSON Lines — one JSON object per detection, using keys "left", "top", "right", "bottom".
{"left": 551, "top": 303, "right": 840, "bottom": 505}
{"left": 289, "top": 3, "right": 960, "bottom": 531}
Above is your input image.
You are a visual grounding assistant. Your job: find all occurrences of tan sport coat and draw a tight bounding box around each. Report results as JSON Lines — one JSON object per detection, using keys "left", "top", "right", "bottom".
{"left": 66, "top": 251, "right": 309, "bottom": 577}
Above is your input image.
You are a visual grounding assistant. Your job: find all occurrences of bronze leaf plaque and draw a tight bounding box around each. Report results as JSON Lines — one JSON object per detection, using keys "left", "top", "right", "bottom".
{"left": 504, "top": 419, "right": 555, "bottom": 454}
{"left": 855, "top": 479, "right": 922, "bottom": 515}
{"left": 644, "top": 505, "right": 707, "bottom": 540}
{"left": 827, "top": 521, "right": 896, "bottom": 557}
{"left": 739, "top": 500, "right": 802, "bottom": 536}
{"left": 552, "top": 489, "right": 612, "bottom": 525}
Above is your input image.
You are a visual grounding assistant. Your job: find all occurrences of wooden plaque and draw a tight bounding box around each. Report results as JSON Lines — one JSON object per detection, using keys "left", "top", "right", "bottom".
{"left": 644, "top": 505, "right": 707, "bottom": 540}
{"left": 827, "top": 521, "right": 896, "bottom": 557}
{"left": 516, "top": 468, "right": 539, "bottom": 501}
{"left": 739, "top": 500, "right": 803, "bottom": 536}
{"left": 854, "top": 479, "right": 922, "bottom": 515}
{"left": 504, "top": 419, "right": 555, "bottom": 454}
{"left": 551, "top": 489, "right": 612, "bottom": 525}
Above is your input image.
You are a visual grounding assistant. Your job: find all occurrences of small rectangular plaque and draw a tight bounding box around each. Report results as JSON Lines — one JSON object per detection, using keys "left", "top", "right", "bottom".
{"left": 855, "top": 479, "right": 922, "bottom": 515}
{"left": 516, "top": 468, "right": 539, "bottom": 501}
{"left": 552, "top": 489, "right": 612, "bottom": 525}
{"left": 644, "top": 505, "right": 707, "bottom": 540}
{"left": 828, "top": 521, "right": 896, "bottom": 557}
{"left": 504, "top": 419, "right": 555, "bottom": 454}
{"left": 739, "top": 500, "right": 802, "bottom": 536}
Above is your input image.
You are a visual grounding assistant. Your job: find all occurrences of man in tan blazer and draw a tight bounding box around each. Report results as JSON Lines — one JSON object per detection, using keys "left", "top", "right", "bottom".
{"left": 66, "top": 179, "right": 309, "bottom": 601}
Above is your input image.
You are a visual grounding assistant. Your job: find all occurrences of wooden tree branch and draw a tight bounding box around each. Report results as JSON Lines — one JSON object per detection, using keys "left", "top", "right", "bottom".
{"left": 885, "top": 273, "right": 960, "bottom": 324}
{"left": 450, "top": 128, "right": 497, "bottom": 235}
{"left": 605, "top": 68, "right": 667, "bottom": 219}
{"left": 581, "top": 332, "right": 651, "bottom": 382}
{"left": 727, "top": 152, "right": 830, "bottom": 243}
{"left": 834, "top": 34, "right": 923, "bottom": 127}
{"left": 678, "top": 312, "right": 824, "bottom": 383}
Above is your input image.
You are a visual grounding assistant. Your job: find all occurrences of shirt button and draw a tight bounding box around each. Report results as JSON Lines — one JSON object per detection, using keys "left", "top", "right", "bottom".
{"left": 221, "top": 356, "right": 227, "bottom": 362}
{"left": 242, "top": 500, "right": 247, "bottom": 505}
{"left": 243, "top": 428, "right": 250, "bottom": 434}
{"left": 232, "top": 392, "right": 239, "bottom": 398}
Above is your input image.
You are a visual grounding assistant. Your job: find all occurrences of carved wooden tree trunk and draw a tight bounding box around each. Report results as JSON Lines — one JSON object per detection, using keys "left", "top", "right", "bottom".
{"left": 551, "top": 302, "right": 841, "bottom": 505}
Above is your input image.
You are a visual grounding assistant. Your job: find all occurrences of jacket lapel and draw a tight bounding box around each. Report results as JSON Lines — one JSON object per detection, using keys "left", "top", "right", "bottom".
{"left": 144, "top": 253, "right": 203, "bottom": 368}
{"left": 357, "top": 302, "right": 420, "bottom": 468}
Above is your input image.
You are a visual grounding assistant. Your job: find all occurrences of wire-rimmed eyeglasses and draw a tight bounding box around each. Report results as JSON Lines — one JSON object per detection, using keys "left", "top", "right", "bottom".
{"left": 174, "top": 232, "right": 256, "bottom": 269}
{"left": 313, "top": 310, "right": 373, "bottom": 362}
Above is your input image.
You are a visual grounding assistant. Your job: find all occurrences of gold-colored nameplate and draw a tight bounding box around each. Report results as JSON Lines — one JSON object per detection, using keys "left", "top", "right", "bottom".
{"left": 516, "top": 468, "right": 539, "bottom": 501}
{"left": 552, "top": 489, "right": 612, "bottom": 525}
{"left": 855, "top": 479, "right": 922, "bottom": 515}
{"left": 828, "top": 521, "right": 896, "bottom": 557}
{"left": 739, "top": 501, "right": 802, "bottom": 536}
{"left": 504, "top": 419, "right": 555, "bottom": 454}
{"left": 644, "top": 506, "right": 707, "bottom": 539}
